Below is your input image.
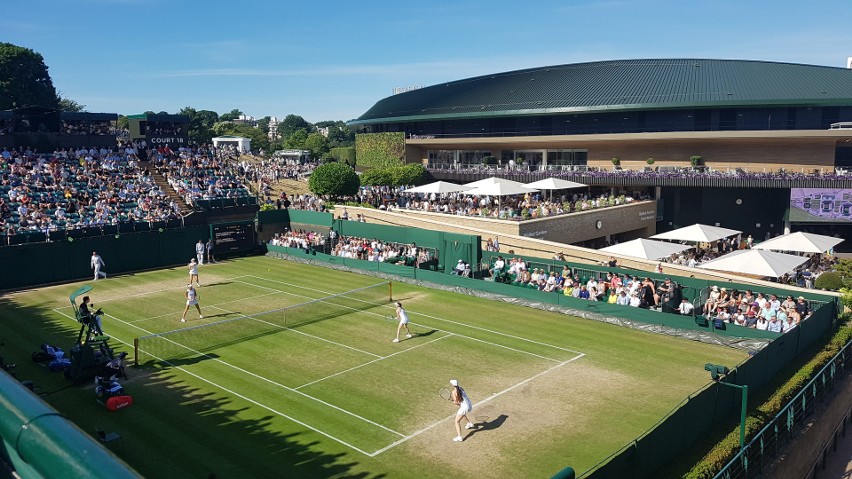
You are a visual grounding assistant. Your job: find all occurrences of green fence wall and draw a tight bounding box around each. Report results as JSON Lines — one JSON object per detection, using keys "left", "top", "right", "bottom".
{"left": 260, "top": 211, "right": 482, "bottom": 274}
{"left": 0, "top": 226, "right": 209, "bottom": 290}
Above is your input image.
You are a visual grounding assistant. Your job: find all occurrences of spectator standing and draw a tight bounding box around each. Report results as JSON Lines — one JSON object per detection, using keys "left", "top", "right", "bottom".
{"left": 206, "top": 238, "right": 216, "bottom": 264}
{"left": 91, "top": 251, "right": 107, "bottom": 280}
{"left": 195, "top": 239, "right": 205, "bottom": 265}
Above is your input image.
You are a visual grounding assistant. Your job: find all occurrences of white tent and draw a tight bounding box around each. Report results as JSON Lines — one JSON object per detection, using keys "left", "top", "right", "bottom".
{"left": 651, "top": 224, "right": 742, "bottom": 243}
{"left": 522, "top": 178, "right": 587, "bottom": 190}
{"left": 752, "top": 231, "right": 844, "bottom": 254}
{"left": 464, "top": 182, "right": 538, "bottom": 197}
{"left": 212, "top": 135, "right": 251, "bottom": 153}
{"left": 697, "top": 249, "right": 808, "bottom": 278}
{"left": 403, "top": 181, "right": 471, "bottom": 194}
{"left": 599, "top": 239, "right": 693, "bottom": 260}
{"left": 464, "top": 177, "right": 530, "bottom": 189}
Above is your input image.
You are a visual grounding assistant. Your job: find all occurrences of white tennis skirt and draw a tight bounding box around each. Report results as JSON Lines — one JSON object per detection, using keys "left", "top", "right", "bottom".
{"left": 186, "top": 299, "right": 198, "bottom": 306}
{"left": 456, "top": 401, "right": 472, "bottom": 416}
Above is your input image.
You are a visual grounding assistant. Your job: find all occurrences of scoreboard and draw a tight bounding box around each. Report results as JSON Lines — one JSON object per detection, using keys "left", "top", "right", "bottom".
{"left": 210, "top": 221, "right": 256, "bottom": 253}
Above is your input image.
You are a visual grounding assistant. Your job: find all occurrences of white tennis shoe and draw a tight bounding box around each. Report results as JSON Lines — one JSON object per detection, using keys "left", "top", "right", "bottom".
{"left": 453, "top": 436, "right": 463, "bottom": 442}
{"left": 392, "top": 338, "right": 399, "bottom": 343}
{"left": 199, "top": 315, "right": 204, "bottom": 319}
{"left": 180, "top": 318, "right": 186, "bottom": 322}
{"left": 465, "top": 423, "right": 475, "bottom": 429}
{"left": 406, "top": 334, "right": 412, "bottom": 338}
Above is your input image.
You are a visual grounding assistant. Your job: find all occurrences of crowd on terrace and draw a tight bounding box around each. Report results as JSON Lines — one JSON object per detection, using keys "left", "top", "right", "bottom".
{"left": 268, "top": 229, "right": 435, "bottom": 267}
{"left": 0, "top": 144, "right": 182, "bottom": 241}
{"left": 426, "top": 164, "right": 852, "bottom": 179}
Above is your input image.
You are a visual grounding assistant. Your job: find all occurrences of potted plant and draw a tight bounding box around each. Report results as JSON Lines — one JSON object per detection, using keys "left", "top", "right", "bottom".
{"left": 611, "top": 157, "right": 620, "bottom": 166}
{"left": 690, "top": 155, "right": 702, "bottom": 167}
{"left": 516, "top": 156, "right": 525, "bottom": 165}
{"left": 646, "top": 157, "right": 655, "bottom": 165}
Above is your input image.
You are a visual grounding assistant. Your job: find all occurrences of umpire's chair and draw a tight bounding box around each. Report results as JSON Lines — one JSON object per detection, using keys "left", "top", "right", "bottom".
{"left": 67, "top": 285, "right": 114, "bottom": 383}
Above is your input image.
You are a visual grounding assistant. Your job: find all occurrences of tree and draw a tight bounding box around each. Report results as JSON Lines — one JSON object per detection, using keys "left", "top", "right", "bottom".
{"left": 116, "top": 115, "right": 129, "bottom": 132}
{"left": 257, "top": 116, "right": 271, "bottom": 135}
{"left": 0, "top": 43, "right": 59, "bottom": 110}
{"left": 219, "top": 108, "right": 243, "bottom": 122}
{"left": 284, "top": 128, "right": 309, "bottom": 150}
{"left": 304, "top": 132, "right": 330, "bottom": 159}
{"left": 57, "top": 93, "right": 86, "bottom": 112}
{"left": 278, "top": 114, "right": 312, "bottom": 140}
{"left": 181, "top": 107, "right": 219, "bottom": 145}
{"left": 308, "top": 162, "right": 359, "bottom": 198}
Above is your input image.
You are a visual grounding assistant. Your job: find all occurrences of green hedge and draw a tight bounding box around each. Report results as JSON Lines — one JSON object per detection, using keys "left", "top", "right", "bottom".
{"left": 308, "top": 162, "right": 360, "bottom": 197}
{"left": 685, "top": 317, "right": 852, "bottom": 479}
{"left": 355, "top": 132, "right": 405, "bottom": 168}
{"left": 815, "top": 271, "right": 843, "bottom": 291}
{"left": 360, "top": 164, "right": 428, "bottom": 187}
{"left": 330, "top": 146, "right": 356, "bottom": 166}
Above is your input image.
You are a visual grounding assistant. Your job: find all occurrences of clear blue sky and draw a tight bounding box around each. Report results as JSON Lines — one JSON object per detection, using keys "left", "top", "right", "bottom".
{"left": 5, "top": 0, "right": 852, "bottom": 123}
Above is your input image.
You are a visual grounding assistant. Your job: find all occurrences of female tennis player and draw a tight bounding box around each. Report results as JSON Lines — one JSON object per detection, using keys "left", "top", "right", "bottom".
{"left": 450, "top": 379, "right": 475, "bottom": 442}
{"left": 188, "top": 258, "right": 200, "bottom": 287}
{"left": 391, "top": 301, "right": 413, "bottom": 343}
{"left": 180, "top": 284, "right": 203, "bottom": 322}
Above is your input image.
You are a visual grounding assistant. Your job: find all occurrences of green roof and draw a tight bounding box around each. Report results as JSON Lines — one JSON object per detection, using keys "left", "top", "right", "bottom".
{"left": 351, "top": 59, "right": 852, "bottom": 125}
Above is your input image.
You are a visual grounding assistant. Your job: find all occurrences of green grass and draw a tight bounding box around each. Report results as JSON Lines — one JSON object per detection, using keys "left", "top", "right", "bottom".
{"left": 0, "top": 256, "right": 748, "bottom": 478}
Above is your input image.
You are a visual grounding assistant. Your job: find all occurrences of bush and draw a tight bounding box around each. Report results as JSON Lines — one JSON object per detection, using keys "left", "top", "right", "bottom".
{"left": 815, "top": 271, "right": 843, "bottom": 291}
{"left": 259, "top": 203, "right": 276, "bottom": 211}
{"left": 646, "top": 157, "right": 655, "bottom": 165}
{"left": 330, "top": 146, "right": 356, "bottom": 166}
{"left": 611, "top": 157, "right": 620, "bottom": 166}
{"left": 308, "top": 162, "right": 360, "bottom": 198}
{"left": 360, "top": 164, "right": 428, "bottom": 187}
{"left": 690, "top": 155, "right": 703, "bottom": 166}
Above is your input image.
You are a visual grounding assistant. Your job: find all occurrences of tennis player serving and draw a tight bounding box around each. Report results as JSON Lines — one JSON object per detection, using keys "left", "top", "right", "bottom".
{"left": 391, "top": 301, "right": 413, "bottom": 343}
{"left": 450, "top": 379, "right": 475, "bottom": 442}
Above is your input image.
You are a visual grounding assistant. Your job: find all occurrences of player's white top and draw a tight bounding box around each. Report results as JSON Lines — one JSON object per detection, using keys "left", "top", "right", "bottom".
{"left": 397, "top": 307, "right": 409, "bottom": 324}
{"left": 189, "top": 263, "right": 198, "bottom": 275}
{"left": 186, "top": 288, "right": 198, "bottom": 304}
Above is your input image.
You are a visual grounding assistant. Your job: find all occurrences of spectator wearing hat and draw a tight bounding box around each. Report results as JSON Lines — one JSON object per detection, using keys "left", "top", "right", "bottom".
{"left": 795, "top": 297, "right": 809, "bottom": 316}
{"left": 452, "top": 259, "right": 465, "bottom": 275}
{"left": 703, "top": 286, "right": 721, "bottom": 315}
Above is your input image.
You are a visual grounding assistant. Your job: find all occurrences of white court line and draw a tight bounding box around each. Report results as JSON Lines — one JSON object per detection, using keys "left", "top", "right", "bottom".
{"left": 295, "top": 334, "right": 454, "bottom": 390}
{"left": 243, "top": 274, "right": 584, "bottom": 356}
{"left": 108, "top": 310, "right": 405, "bottom": 438}
{"left": 131, "top": 290, "right": 284, "bottom": 324}
{"left": 367, "top": 353, "right": 586, "bottom": 457}
{"left": 54, "top": 274, "right": 252, "bottom": 310}
{"left": 238, "top": 276, "right": 564, "bottom": 363}
{"left": 207, "top": 305, "right": 383, "bottom": 359}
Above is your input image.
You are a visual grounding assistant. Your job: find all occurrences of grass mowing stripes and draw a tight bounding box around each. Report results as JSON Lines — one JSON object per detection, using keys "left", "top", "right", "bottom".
{"left": 0, "top": 256, "right": 749, "bottom": 478}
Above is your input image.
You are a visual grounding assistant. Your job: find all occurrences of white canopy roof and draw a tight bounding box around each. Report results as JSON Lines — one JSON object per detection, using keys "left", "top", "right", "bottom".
{"left": 697, "top": 249, "right": 808, "bottom": 278}
{"left": 752, "top": 231, "right": 844, "bottom": 254}
{"left": 464, "top": 177, "right": 530, "bottom": 188}
{"left": 522, "top": 178, "right": 587, "bottom": 190}
{"left": 651, "top": 224, "right": 742, "bottom": 243}
{"left": 403, "top": 181, "right": 471, "bottom": 194}
{"left": 464, "top": 182, "right": 538, "bottom": 197}
{"left": 599, "top": 239, "right": 693, "bottom": 260}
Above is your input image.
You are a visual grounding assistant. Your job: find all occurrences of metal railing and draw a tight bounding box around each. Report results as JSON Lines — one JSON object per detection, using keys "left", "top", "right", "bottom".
{"left": 713, "top": 337, "right": 852, "bottom": 479}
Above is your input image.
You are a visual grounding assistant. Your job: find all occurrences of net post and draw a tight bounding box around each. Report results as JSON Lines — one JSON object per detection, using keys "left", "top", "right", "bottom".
{"left": 133, "top": 337, "right": 139, "bottom": 367}
{"left": 389, "top": 281, "right": 393, "bottom": 302}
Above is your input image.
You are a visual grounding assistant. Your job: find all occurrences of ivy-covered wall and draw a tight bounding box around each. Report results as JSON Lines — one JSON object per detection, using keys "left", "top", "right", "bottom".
{"left": 355, "top": 132, "right": 405, "bottom": 168}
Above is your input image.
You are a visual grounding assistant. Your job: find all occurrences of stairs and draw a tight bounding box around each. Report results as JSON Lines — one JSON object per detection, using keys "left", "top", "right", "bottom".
{"left": 147, "top": 168, "right": 192, "bottom": 214}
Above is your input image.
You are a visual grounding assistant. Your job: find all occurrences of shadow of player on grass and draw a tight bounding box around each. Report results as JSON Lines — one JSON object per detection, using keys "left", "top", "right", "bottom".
{"left": 467, "top": 414, "right": 508, "bottom": 437}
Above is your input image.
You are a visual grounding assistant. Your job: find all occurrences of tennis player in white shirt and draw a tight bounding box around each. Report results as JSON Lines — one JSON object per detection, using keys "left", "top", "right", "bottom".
{"left": 391, "top": 301, "right": 413, "bottom": 343}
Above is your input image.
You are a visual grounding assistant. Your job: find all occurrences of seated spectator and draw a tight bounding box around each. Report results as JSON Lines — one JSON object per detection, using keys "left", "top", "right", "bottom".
{"left": 452, "top": 259, "right": 465, "bottom": 275}
{"left": 677, "top": 298, "right": 694, "bottom": 315}
{"left": 491, "top": 256, "right": 505, "bottom": 277}
{"left": 766, "top": 315, "right": 783, "bottom": 333}
{"left": 616, "top": 290, "right": 630, "bottom": 306}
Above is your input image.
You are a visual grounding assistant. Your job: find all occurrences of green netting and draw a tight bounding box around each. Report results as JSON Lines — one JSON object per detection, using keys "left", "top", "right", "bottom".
{"left": 135, "top": 282, "right": 389, "bottom": 365}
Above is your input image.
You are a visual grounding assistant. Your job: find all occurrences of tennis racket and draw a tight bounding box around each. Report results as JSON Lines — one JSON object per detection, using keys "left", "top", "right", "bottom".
{"left": 386, "top": 315, "right": 397, "bottom": 321}
{"left": 438, "top": 387, "right": 452, "bottom": 401}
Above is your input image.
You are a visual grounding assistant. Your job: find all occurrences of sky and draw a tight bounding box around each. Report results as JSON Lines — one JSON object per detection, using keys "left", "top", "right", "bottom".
{"left": 5, "top": 0, "right": 852, "bottom": 123}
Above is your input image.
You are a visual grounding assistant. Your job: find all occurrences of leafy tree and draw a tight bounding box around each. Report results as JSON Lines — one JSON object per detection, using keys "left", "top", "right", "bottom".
{"left": 57, "top": 93, "right": 86, "bottom": 112}
{"left": 257, "top": 116, "right": 271, "bottom": 135}
{"left": 219, "top": 108, "right": 243, "bottom": 121}
{"left": 116, "top": 115, "right": 129, "bottom": 131}
{"left": 308, "top": 162, "right": 359, "bottom": 198}
{"left": 180, "top": 106, "right": 219, "bottom": 145}
{"left": 304, "top": 132, "right": 330, "bottom": 159}
{"left": 0, "top": 43, "right": 59, "bottom": 109}
{"left": 284, "top": 128, "right": 309, "bottom": 150}
{"left": 278, "top": 114, "right": 312, "bottom": 140}
{"left": 815, "top": 272, "right": 842, "bottom": 291}
{"left": 360, "top": 168, "right": 394, "bottom": 186}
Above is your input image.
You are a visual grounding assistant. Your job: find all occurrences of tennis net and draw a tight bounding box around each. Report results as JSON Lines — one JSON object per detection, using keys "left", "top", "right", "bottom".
{"left": 133, "top": 281, "right": 391, "bottom": 366}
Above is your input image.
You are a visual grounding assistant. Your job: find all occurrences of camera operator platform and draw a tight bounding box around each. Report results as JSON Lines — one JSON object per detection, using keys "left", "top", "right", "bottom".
{"left": 68, "top": 285, "right": 115, "bottom": 383}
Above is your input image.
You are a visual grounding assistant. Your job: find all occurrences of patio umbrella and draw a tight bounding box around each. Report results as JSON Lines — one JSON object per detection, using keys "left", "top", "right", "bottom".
{"left": 464, "top": 177, "right": 530, "bottom": 189}
{"left": 403, "top": 181, "right": 471, "bottom": 194}
{"left": 651, "top": 223, "right": 742, "bottom": 243}
{"left": 696, "top": 249, "right": 808, "bottom": 278}
{"left": 752, "top": 231, "right": 844, "bottom": 254}
{"left": 464, "top": 182, "right": 538, "bottom": 211}
{"left": 522, "top": 178, "right": 587, "bottom": 201}
{"left": 600, "top": 239, "right": 693, "bottom": 260}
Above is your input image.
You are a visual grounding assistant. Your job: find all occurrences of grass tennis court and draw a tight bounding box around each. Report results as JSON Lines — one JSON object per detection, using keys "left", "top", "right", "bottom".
{"left": 1, "top": 255, "right": 748, "bottom": 478}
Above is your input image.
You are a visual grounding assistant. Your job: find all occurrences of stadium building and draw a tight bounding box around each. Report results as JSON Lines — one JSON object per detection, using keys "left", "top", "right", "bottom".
{"left": 351, "top": 59, "right": 852, "bottom": 249}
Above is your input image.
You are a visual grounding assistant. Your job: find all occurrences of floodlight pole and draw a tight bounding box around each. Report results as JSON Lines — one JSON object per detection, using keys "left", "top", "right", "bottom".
{"left": 718, "top": 381, "right": 748, "bottom": 450}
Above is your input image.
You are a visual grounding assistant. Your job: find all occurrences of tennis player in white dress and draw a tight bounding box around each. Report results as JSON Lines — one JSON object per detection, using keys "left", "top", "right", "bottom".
{"left": 450, "top": 379, "right": 475, "bottom": 442}
{"left": 181, "top": 284, "right": 203, "bottom": 322}
{"left": 392, "top": 301, "right": 413, "bottom": 343}
{"left": 188, "top": 258, "right": 200, "bottom": 286}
